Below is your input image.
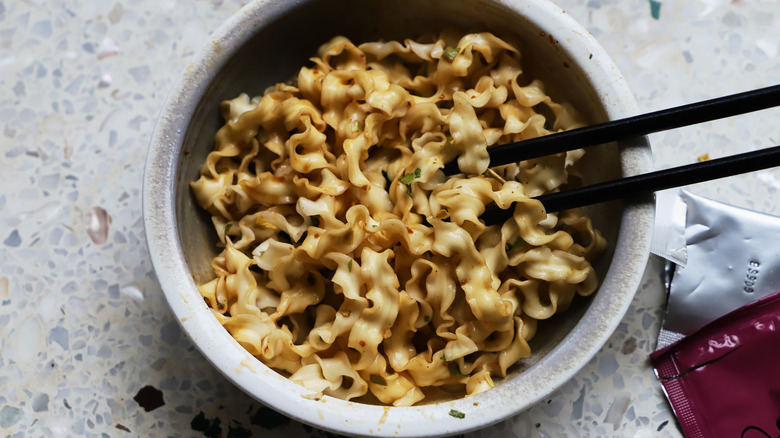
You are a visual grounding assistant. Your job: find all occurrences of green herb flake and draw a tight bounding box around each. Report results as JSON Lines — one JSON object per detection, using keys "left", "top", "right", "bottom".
{"left": 351, "top": 120, "right": 364, "bottom": 132}
{"left": 448, "top": 409, "right": 466, "bottom": 419}
{"left": 423, "top": 315, "right": 431, "bottom": 323}
{"left": 224, "top": 223, "right": 232, "bottom": 235}
{"left": 440, "top": 353, "right": 447, "bottom": 361}
{"left": 399, "top": 168, "right": 422, "bottom": 198}
{"left": 399, "top": 168, "right": 421, "bottom": 185}
{"left": 348, "top": 260, "right": 353, "bottom": 272}
{"left": 506, "top": 236, "right": 528, "bottom": 251}
{"left": 443, "top": 46, "right": 460, "bottom": 61}
{"left": 370, "top": 375, "right": 387, "bottom": 386}
{"left": 449, "top": 364, "right": 466, "bottom": 376}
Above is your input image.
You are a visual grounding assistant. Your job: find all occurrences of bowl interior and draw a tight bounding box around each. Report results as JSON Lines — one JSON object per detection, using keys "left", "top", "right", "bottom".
{"left": 179, "top": 0, "right": 623, "bottom": 367}
{"left": 157, "top": 0, "right": 652, "bottom": 435}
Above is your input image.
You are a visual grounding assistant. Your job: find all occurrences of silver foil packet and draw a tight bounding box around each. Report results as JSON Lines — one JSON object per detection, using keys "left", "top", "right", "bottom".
{"left": 653, "top": 190, "right": 780, "bottom": 349}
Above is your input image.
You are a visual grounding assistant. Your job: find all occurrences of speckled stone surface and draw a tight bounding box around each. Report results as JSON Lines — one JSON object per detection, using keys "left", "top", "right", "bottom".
{"left": 1, "top": 0, "right": 778, "bottom": 437}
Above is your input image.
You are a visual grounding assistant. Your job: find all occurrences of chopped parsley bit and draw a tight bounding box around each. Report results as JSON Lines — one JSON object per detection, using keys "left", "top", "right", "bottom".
{"left": 224, "top": 223, "right": 232, "bottom": 235}
{"left": 448, "top": 409, "right": 466, "bottom": 419}
{"left": 348, "top": 260, "right": 353, "bottom": 272}
{"left": 310, "top": 215, "right": 320, "bottom": 227}
{"left": 589, "top": 53, "right": 593, "bottom": 59}
{"left": 399, "top": 168, "right": 421, "bottom": 198}
{"left": 440, "top": 353, "right": 447, "bottom": 361}
{"left": 370, "top": 375, "right": 387, "bottom": 386}
{"left": 399, "top": 168, "right": 421, "bottom": 185}
{"left": 449, "top": 364, "right": 466, "bottom": 376}
{"left": 506, "top": 236, "right": 528, "bottom": 251}
{"left": 217, "top": 301, "right": 226, "bottom": 311}
{"left": 443, "top": 46, "right": 460, "bottom": 61}
{"left": 351, "top": 120, "right": 364, "bottom": 132}
{"left": 423, "top": 315, "right": 431, "bottom": 323}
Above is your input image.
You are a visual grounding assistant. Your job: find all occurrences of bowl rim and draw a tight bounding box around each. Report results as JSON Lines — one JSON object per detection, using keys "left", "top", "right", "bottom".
{"left": 143, "top": 0, "right": 653, "bottom": 436}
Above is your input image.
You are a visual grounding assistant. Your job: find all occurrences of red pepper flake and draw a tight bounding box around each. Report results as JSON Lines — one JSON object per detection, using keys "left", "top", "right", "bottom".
{"left": 314, "top": 233, "right": 320, "bottom": 238}
{"left": 406, "top": 227, "right": 413, "bottom": 234}
{"left": 359, "top": 340, "right": 366, "bottom": 347}
{"left": 547, "top": 34, "right": 556, "bottom": 44}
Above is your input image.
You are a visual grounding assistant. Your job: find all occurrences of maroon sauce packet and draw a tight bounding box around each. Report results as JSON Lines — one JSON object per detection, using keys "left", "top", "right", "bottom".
{"left": 650, "top": 290, "right": 780, "bottom": 438}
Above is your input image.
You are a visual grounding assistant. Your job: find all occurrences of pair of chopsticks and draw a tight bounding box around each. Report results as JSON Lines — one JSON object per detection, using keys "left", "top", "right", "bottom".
{"left": 440, "top": 84, "right": 780, "bottom": 224}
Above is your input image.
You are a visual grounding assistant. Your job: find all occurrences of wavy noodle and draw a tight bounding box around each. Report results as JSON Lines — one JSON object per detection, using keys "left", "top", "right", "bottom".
{"left": 191, "top": 32, "right": 607, "bottom": 406}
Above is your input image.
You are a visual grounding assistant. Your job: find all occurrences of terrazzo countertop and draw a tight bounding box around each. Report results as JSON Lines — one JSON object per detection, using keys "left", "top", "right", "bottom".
{"left": 2, "top": 0, "right": 779, "bottom": 437}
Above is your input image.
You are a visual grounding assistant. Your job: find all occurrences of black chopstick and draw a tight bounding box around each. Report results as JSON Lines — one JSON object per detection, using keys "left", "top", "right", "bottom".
{"left": 482, "top": 144, "right": 780, "bottom": 224}
{"left": 443, "top": 84, "right": 780, "bottom": 176}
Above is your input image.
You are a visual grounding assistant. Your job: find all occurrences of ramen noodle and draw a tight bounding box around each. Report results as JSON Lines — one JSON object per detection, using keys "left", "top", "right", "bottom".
{"left": 190, "top": 32, "right": 606, "bottom": 406}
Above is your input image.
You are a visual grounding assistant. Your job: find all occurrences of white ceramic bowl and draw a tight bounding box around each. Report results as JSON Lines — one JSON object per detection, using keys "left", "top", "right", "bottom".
{"left": 143, "top": 0, "right": 653, "bottom": 436}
